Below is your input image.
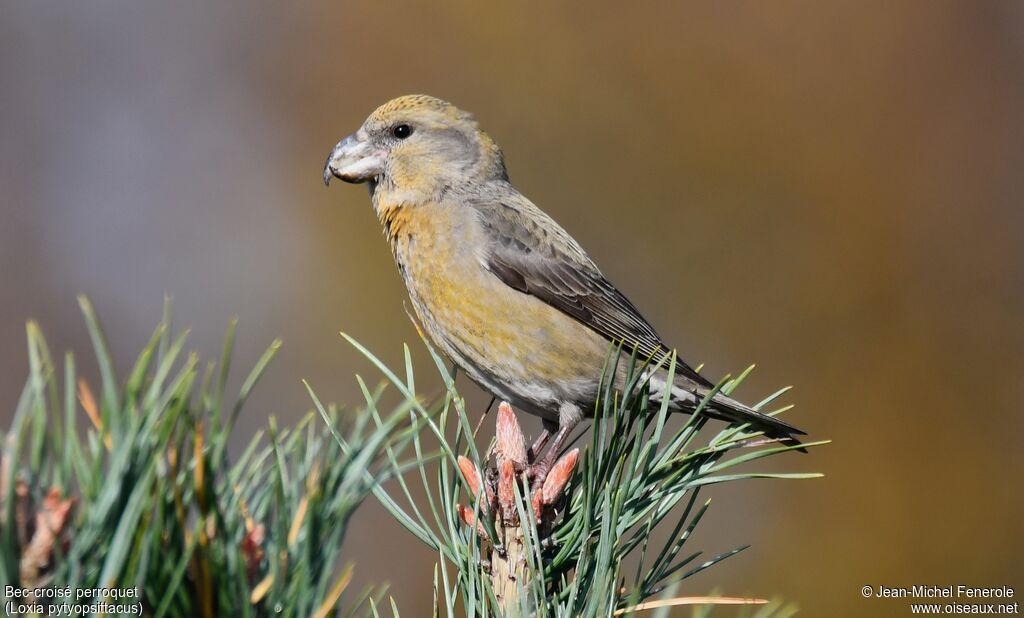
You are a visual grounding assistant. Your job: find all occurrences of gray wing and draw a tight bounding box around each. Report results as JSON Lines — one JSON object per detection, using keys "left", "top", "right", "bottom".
{"left": 470, "top": 191, "right": 714, "bottom": 388}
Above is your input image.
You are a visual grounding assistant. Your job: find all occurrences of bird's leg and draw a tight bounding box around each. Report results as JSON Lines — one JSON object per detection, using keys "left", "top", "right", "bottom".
{"left": 528, "top": 425, "right": 572, "bottom": 488}
{"left": 528, "top": 403, "right": 582, "bottom": 488}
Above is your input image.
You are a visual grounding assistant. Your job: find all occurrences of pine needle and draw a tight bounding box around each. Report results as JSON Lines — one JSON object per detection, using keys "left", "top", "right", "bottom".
{"left": 614, "top": 596, "right": 769, "bottom": 615}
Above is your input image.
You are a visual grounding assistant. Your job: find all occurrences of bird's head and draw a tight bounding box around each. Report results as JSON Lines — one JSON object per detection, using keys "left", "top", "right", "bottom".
{"left": 324, "top": 95, "right": 507, "bottom": 196}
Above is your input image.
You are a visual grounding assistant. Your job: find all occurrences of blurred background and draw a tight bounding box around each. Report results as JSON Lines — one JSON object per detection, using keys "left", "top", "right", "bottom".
{"left": 2, "top": 1, "right": 1022, "bottom": 615}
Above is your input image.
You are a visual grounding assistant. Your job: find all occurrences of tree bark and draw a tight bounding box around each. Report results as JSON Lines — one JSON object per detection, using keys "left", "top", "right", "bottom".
{"left": 491, "top": 523, "right": 528, "bottom": 615}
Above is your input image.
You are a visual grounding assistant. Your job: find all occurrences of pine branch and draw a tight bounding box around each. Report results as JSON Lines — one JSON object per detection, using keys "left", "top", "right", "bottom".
{"left": 0, "top": 298, "right": 824, "bottom": 617}
{"left": 0, "top": 298, "right": 413, "bottom": 616}
{"left": 337, "top": 333, "right": 827, "bottom": 617}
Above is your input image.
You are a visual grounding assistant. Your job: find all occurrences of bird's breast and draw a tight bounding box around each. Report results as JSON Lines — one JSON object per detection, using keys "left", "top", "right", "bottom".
{"left": 376, "top": 200, "right": 498, "bottom": 343}
{"left": 374, "top": 199, "right": 608, "bottom": 411}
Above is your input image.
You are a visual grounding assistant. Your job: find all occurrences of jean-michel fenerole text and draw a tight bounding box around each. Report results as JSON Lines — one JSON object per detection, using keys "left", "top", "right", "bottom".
{"left": 874, "top": 585, "right": 1015, "bottom": 599}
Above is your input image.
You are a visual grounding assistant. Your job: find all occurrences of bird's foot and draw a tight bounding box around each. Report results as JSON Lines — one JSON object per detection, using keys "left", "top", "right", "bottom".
{"left": 526, "top": 460, "right": 552, "bottom": 491}
{"left": 455, "top": 402, "right": 579, "bottom": 532}
{"left": 525, "top": 424, "right": 572, "bottom": 490}
{"left": 526, "top": 445, "right": 579, "bottom": 505}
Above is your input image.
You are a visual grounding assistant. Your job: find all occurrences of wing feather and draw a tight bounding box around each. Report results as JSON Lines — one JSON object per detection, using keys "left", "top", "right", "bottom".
{"left": 471, "top": 192, "right": 714, "bottom": 388}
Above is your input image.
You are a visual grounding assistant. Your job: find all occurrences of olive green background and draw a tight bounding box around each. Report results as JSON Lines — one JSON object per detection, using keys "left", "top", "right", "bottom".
{"left": 2, "top": 2, "right": 1021, "bottom": 615}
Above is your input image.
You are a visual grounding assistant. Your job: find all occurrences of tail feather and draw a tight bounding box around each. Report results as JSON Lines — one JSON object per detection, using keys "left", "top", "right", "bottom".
{"left": 702, "top": 391, "right": 805, "bottom": 436}
{"left": 647, "top": 373, "right": 806, "bottom": 444}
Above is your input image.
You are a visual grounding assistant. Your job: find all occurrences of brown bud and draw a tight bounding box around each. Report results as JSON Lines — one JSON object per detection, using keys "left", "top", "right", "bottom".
{"left": 455, "top": 504, "right": 490, "bottom": 541}
{"left": 495, "top": 402, "right": 528, "bottom": 467}
{"left": 20, "top": 488, "right": 76, "bottom": 587}
{"left": 497, "top": 460, "right": 517, "bottom": 522}
{"left": 457, "top": 456, "right": 482, "bottom": 498}
{"left": 542, "top": 449, "right": 579, "bottom": 506}
{"left": 241, "top": 523, "right": 266, "bottom": 581}
{"left": 456, "top": 504, "right": 475, "bottom": 526}
{"left": 531, "top": 488, "right": 544, "bottom": 521}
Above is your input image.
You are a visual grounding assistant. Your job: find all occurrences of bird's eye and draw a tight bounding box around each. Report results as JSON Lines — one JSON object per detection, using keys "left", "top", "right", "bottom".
{"left": 392, "top": 124, "right": 413, "bottom": 139}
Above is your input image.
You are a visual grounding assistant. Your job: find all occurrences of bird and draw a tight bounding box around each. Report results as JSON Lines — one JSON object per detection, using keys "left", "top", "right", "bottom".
{"left": 323, "top": 95, "right": 804, "bottom": 476}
